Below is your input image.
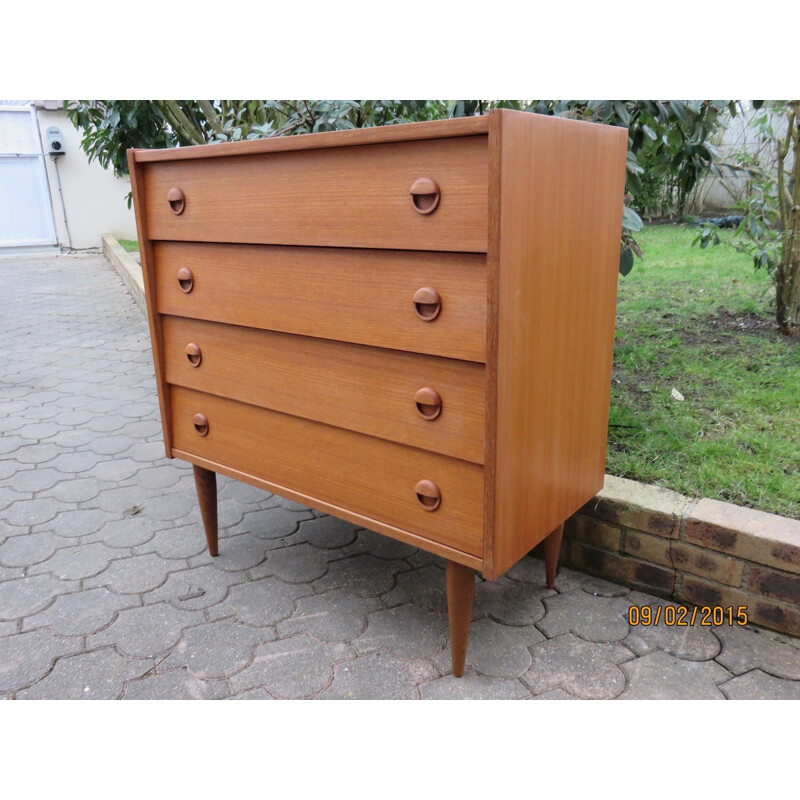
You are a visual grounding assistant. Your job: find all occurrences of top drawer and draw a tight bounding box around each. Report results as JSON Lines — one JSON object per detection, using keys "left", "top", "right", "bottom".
{"left": 143, "top": 136, "right": 488, "bottom": 253}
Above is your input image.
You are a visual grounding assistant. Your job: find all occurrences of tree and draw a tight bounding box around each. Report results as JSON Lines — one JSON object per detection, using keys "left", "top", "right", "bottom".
{"left": 695, "top": 101, "right": 800, "bottom": 337}
{"left": 67, "top": 100, "right": 733, "bottom": 272}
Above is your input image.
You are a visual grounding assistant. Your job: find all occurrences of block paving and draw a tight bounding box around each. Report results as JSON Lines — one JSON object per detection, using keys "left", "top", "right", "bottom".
{"left": 1, "top": 252, "right": 799, "bottom": 700}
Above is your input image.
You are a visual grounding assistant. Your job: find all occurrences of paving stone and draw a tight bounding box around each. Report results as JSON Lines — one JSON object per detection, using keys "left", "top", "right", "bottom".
{"left": 313, "top": 553, "right": 409, "bottom": 597}
{"left": 52, "top": 410, "right": 93, "bottom": 427}
{"left": 28, "top": 541, "right": 119, "bottom": 581}
{"left": 618, "top": 651, "right": 733, "bottom": 699}
{"left": 84, "top": 457, "right": 141, "bottom": 483}
{"left": 622, "top": 596, "right": 722, "bottom": 661}
{"left": 51, "top": 508, "right": 120, "bottom": 539}
{"left": 132, "top": 464, "right": 185, "bottom": 490}
{"left": 384, "top": 564, "right": 449, "bottom": 611}
{"left": 272, "top": 496, "right": 314, "bottom": 513}
{"left": 300, "top": 515, "right": 359, "bottom": 550}
{"left": 475, "top": 575, "right": 554, "bottom": 627}
{"left": 126, "top": 441, "right": 169, "bottom": 463}
{"left": 522, "top": 634, "right": 633, "bottom": 699}
{"left": 23, "top": 587, "right": 135, "bottom": 637}
{"left": 719, "top": 670, "right": 800, "bottom": 700}
{"left": 44, "top": 428, "right": 98, "bottom": 448}
{"left": 218, "top": 478, "right": 274, "bottom": 506}
{"left": 209, "top": 577, "right": 312, "bottom": 626}
{"left": 320, "top": 652, "right": 438, "bottom": 699}
{"left": 260, "top": 543, "right": 329, "bottom": 583}
{"left": 438, "top": 617, "right": 544, "bottom": 679}
{"left": 48, "top": 451, "right": 107, "bottom": 475}
{"left": 88, "top": 435, "right": 138, "bottom": 457}
{"left": 199, "top": 532, "right": 267, "bottom": 573}
{"left": 87, "top": 414, "right": 129, "bottom": 433}
{"left": 530, "top": 689, "right": 580, "bottom": 700}
{"left": 16, "top": 442, "right": 62, "bottom": 465}
{"left": 4, "top": 496, "right": 64, "bottom": 527}
{"left": 13, "top": 421, "right": 63, "bottom": 441}
{"left": 506, "top": 555, "right": 629, "bottom": 597}
{"left": 354, "top": 604, "right": 448, "bottom": 661}
{"left": 85, "top": 552, "right": 182, "bottom": 595}
{"left": 87, "top": 603, "right": 205, "bottom": 658}
{"left": 229, "top": 634, "right": 352, "bottom": 698}
{"left": 123, "top": 667, "right": 231, "bottom": 700}
{"left": 0, "top": 531, "right": 62, "bottom": 568}
{"left": 0, "top": 628, "right": 79, "bottom": 693}
{"left": 85, "top": 516, "right": 161, "bottom": 549}
{"left": 0, "top": 486, "right": 30, "bottom": 514}
{"left": 44, "top": 477, "right": 106, "bottom": 504}
{"left": 538, "top": 591, "right": 634, "bottom": 643}
{"left": 236, "top": 507, "right": 310, "bottom": 540}
{"left": 161, "top": 617, "right": 275, "bottom": 680}
{"left": 147, "top": 564, "right": 245, "bottom": 612}
{"left": 714, "top": 625, "right": 800, "bottom": 680}
{"left": 0, "top": 434, "right": 26, "bottom": 456}
{"left": 0, "top": 574, "right": 79, "bottom": 621}
{"left": 339, "top": 528, "right": 418, "bottom": 561}
{"left": 17, "top": 648, "right": 153, "bottom": 700}
{"left": 92, "top": 485, "right": 162, "bottom": 514}
{"left": 134, "top": 524, "right": 209, "bottom": 560}
{"left": 135, "top": 492, "right": 195, "bottom": 522}
{"left": 277, "top": 589, "right": 384, "bottom": 641}
{"left": 228, "top": 687, "right": 274, "bottom": 700}
{"left": 421, "top": 671, "right": 531, "bottom": 700}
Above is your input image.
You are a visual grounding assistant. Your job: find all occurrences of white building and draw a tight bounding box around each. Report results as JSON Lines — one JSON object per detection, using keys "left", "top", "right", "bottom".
{"left": 0, "top": 100, "right": 137, "bottom": 252}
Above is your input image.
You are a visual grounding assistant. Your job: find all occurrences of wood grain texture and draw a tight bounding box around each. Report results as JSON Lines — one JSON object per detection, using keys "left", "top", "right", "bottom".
{"left": 486, "top": 110, "right": 628, "bottom": 579}
{"left": 162, "top": 315, "right": 486, "bottom": 463}
{"left": 173, "top": 448, "right": 483, "bottom": 571}
{"left": 144, "top": 136, "right": 488, "bottom": 252}
{"left": 126, "top": 149, "right": 172, "bottom": 456}
{"left": 170, "top": 385, "right": 485, "bottom": 556}
{"left": 154, "top": 241, "right": 487, "bottom": 363}
{"left": 131, "top": 116, "right": 489, "bottom": 163}
{"left": 193, "top": 465, "right": 218, "bottom": 556}
{"left": 446, "top": 560, "right": 476, "bottom": 677}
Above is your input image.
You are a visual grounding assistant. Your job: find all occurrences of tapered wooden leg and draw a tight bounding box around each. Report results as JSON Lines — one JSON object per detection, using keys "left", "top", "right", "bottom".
{"left": 543, "top": 523, "right": 565, "bottom": 589}
{"left": 446, "top": 560, "right": 475, "bottom": 678}
{"left": 193, "top": 465, "right": 218, "bottom": 557}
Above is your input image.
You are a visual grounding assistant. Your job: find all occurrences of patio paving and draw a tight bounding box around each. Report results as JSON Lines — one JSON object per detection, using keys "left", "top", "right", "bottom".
{"left": 1, "top": 251, "right": 799, "bottom": 700}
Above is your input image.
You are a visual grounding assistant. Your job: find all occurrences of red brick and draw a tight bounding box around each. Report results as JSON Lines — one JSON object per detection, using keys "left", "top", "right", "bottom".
{"left": 748, "top": 567, "right": 800, "bottom": 605}
{"left": 568, "top": 542, "right": 675, "bottom": 595}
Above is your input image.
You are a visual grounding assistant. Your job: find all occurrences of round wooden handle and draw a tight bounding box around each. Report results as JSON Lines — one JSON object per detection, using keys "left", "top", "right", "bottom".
{"left": 193, "top": 412, "right": 209, "bottom": 437}
{"left": 167, "top": 186, "right": 185, "bottom": 215}
{"left": 177, "top": 267, "right": 194, "bottom": 293}
{"left": 410, "top": 177, "right": 440, "bottom": 214}
{"left": 412, "top": 287, "right": 441, "bottom": 321}
{"left": 415, "top": 387, "right": 442, "bottom": 420}
{"left": 415, "top": 479, "right": 441, "bottom": 511}
{"left": 185, "top": 342, "right": 202, "bottom": 367}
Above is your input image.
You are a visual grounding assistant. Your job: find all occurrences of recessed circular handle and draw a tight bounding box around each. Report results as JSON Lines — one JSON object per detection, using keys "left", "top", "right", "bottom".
{"left": 192, "top": 412, "right": 209, "bottom": 437}
{"left": 410, "top": 177, "right": 440, "bottom": 215}
{"left": 412, "top": 287, "right": 441, "bottom": 321}
{"left": 415, "top": 387, "right": 442, "bottom": 420}
{"left": 177, "top": 267, "right": 194, "bottom": 294}
{"left": 415, "top": 479, "right": 441, "bottom": 512}
{"left": 167, "top": 186, "right": 185, "bottom": 215}
{"left": 185, "top": 342, "right": 202, "bottom": 367}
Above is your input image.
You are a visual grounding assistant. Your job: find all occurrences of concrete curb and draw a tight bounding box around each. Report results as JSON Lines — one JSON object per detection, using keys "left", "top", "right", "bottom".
{"left": 561, "top": 476, "right": 800, "bottom": 638}
{"left": 102, "top": 234, "right": 146, "bottom": 317}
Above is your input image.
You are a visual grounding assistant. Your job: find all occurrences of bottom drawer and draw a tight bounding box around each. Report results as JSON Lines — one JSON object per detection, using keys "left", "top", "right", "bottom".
{"left": 170, "top": 386, "right": 484, "bottom": 556}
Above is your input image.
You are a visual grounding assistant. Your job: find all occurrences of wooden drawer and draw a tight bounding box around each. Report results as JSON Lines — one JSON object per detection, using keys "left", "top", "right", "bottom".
{"left": 154, "top": 241, "right": 487, "bottom": 363}
{"left": 170, "top": 386, "right": 484, "bottom": 556}
{"left": 163, "top": 316, "right": 485, "bottom": 464}
{"left": 144, "top": 136, "right": 488, "bottom": 252}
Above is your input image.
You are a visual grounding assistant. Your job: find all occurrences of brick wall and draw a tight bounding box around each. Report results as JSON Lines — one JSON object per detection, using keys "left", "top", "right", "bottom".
{"left": 555, "top": 476, "right": 800, "bottom": 638}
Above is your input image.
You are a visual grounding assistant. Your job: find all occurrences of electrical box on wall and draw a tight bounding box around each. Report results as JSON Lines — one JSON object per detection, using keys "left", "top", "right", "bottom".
{"left": 46, "top": 126, "right": 65, "bottom": 155}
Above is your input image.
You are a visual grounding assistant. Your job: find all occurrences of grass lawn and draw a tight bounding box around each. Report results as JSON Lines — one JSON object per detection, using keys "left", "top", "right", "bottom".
{"left": 609, "top": 223, "right": 799, "bottom": 519}
{"left": 118, "top": 239, "right": 139, "bottom": 253}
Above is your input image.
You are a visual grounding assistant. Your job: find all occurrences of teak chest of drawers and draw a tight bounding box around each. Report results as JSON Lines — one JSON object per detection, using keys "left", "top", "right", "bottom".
{"left": 128, "top": 110, "right": 628, "bottom": 677}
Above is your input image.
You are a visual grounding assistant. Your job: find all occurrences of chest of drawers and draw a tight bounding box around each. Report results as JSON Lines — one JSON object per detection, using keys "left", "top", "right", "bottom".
{"left": 128, "top": 110, "right": 628, "bottom": 677}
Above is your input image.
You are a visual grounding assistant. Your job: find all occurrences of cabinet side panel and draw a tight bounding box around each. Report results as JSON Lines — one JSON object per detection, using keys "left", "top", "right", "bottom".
{"left": 491, "top": 111, "right": 628, "bottom": 578}
{"left": 127, "top": 149, "right": 172, "bottom": 456}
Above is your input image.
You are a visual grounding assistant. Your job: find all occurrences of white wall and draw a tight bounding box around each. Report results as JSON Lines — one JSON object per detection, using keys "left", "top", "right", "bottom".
{"left": 35, "top": 104, "right": 137, "bottom": 249}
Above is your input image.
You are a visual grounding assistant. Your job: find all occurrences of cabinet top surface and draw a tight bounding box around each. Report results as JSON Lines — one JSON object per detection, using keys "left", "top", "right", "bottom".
{"left": 130, "top": 114, "right": 491, "bottom": 164}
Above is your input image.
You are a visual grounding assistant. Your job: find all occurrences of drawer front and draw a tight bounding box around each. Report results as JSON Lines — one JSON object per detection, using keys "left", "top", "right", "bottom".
{"left": 170, "top": 386, "right": 484, "bottom": 556}
{"left": 154, "top": 242, "right": 487, "bottom": 363}
{"left": 144, "top": 136, "right": 488, "bottom": 252}
{"left": 163, "top": 317, "right": 485, "bottom": 464}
